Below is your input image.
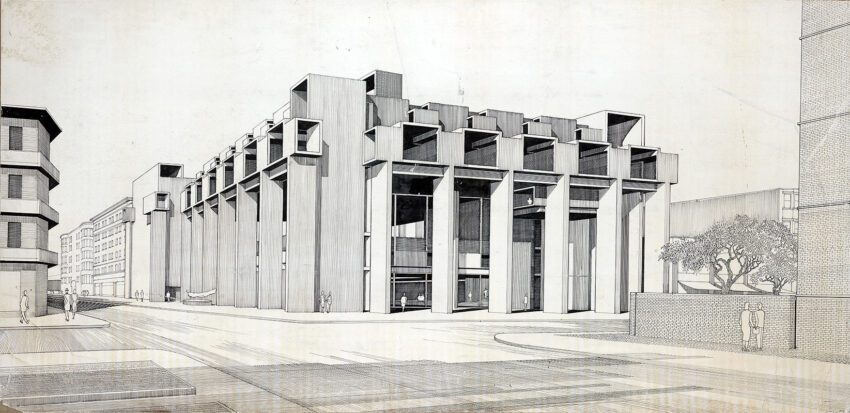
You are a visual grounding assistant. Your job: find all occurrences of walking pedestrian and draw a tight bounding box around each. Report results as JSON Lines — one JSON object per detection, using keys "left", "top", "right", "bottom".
{"left": 19, "top": 290, "right": 29, "bottom": 324}
{"left": 326, "top": 292, "right": 332, "bottom": 313}
{"left": 140, "top": 290, "right": 144, "bottom": 302}
{"left": 71, "top": 289, "right": 79, "bottom": 319}
{"left": 63, "top": 289, "right": 71, "bottom": 322}
{"left": 166, "top": 291, "right": 171, "bottom": 302}
{"left": 134, "top": 290, "right": 139, "bottom": 302}
{"left": 400, "top": 293, "right": 407, "bottom": 312}
{"left": 740, "top": 303, "right": 752, "bottom": 351}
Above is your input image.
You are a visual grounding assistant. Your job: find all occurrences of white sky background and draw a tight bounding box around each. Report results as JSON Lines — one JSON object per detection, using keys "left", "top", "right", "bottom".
{"left": 1, "top": 0, "right": 801, "bottom": 274}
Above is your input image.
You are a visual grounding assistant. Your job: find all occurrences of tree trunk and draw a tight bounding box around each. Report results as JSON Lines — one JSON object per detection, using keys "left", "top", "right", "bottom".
{"left": 721, "top": 281, "right": 732, "bottom": 294}
{"left": 773, "top": 284, "right": 782, "bottom": 295}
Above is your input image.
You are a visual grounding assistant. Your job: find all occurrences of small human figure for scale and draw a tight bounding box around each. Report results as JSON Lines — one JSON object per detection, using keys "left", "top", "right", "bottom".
{"left": 140, "top": 290, "right": 144, "bottom": 302}
{"left": 325, "top": 292, "right": 332, "bottom": 313}
{"left": 319, "top": 290, "right": 326, "bottom": 313}
{"left": 135, "top": 290, "right": 139, "bottom": 302}
{"left": 400, "top": 293, "right": 407, "bottom": 312}
{"left": 166, "top": 291, "right": 171, "bottom": 302}
{"left": 19, "top": 290, "right": 30, "bottom": 324}
{"left": 63, "top": 288, "right": 71, "bottom": 322}
{"left": 71, "top": 289, "right": 79, "bottom": 319}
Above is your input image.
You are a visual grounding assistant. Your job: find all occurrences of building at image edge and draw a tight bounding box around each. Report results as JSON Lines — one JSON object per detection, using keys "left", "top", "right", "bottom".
{"left": 131, "top": 70, "right": 679, "bottom": 314}
{"left": 0, "top": 105, "right": 62, "bottom": 317}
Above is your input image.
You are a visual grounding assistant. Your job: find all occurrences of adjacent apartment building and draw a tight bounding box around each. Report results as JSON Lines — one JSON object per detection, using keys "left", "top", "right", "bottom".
{"left": 59, "top": 198, "right": 134, "bottom": 297}
{"left": 669, "top": 188, "right": 799, "bottom": 294}
{"left": 129, "top": 70, "right": 678, "bottom": 314}
{"left": 795, "top": 1, "right": 850, "bottom": 354}
{"left": 59, "top": 222, "right": 93, "bottom": 294}
{"left": 0, "top": 105, "right": 62, "bottom": 317}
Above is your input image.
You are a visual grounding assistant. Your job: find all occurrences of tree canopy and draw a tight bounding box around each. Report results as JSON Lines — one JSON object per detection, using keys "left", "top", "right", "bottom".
{"left": 659, "top": 215, "right": 797, "bottom": 295}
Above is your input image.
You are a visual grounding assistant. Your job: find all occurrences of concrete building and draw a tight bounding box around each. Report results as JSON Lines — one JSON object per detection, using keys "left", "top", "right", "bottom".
{"left": 91, "top": 197, "right": 133, "bottom": 297}
{"left": 796, "top": 1, "right": 850, "bottom": 354}
{"left": 130, "top": 163, "right": 193, "bottom": 302}
{"left": 669, "top": 188, "right": 799, "bottom": 294}
{"left": 59, "top": 222, "right": 93, "bottom": 294}
{"left": 126, "top": 70, "right": 677, "bottom": 315}
{"left": 0, "top": 105, "right": 62, "bottom": 317}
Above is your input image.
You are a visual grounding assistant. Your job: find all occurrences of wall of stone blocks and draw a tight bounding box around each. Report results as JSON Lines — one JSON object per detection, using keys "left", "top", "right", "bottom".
{"left": 629, "top": 293, "right": 796, "bottom": 350}
{"left": 796, "top": 297, "right": 850, "bottom": 356}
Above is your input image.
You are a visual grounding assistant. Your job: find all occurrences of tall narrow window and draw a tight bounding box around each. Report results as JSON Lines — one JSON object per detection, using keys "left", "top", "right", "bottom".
{"left": 7, "top": 222, "right": 22, "bottom": 248}
{"left": 9, "top": 126, "right": 23, "bottom": 151}
{"left": 8, "top": 175, "right": 22, "bottom": 199}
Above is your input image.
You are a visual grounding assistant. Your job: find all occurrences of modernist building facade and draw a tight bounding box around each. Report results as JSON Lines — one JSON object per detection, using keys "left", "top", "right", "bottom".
{"left": 60, "top": 198, "right": 134, "bottom": 297}
{"left": 130, "top": 70, "right": 678, "bottom": 314}
{"left": 59, "top": 222, "right": 93, "bottom": 294}
{"left": 669, "top": 188, "right": 799, "bottom": 294}
{"left": 0, "top": 105, "right": 62, "bottom": 317}
{"left": 796, "top": 1, "right": 850, "bottom": 354}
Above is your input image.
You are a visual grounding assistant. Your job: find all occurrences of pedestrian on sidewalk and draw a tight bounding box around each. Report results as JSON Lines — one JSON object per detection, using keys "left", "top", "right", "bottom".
{"left": 71, "top": 289, "right": 79, "bottom": 319}
{"left": 63, "top": 289, "right": 71, "bottom": 322}
{"left": 523, "top": 294, "right": 529, "bottom": 311}
{"left": 319, "top": 290, "right": 326, "bottom": 313}
{"left": 754, "top": 303, "right": 766, "bottom": 351}
{"left": 166, "top": 291, "right": 171, "bottom": 302}
{"left": 740, "top": 302, "right": 752, "bottom": 351}
{"left": 134, "top": 290, "right": 139, "bottom": 302}
{"left": 326, "top": 292, "right": 332, "bottom": 313}
{"left": 19, "top": 290, "right": 29, "bottom": 324}
{"left": 140, "top": 290, "right": 144, "bottom": 302}
{"left": 400, "top": 293, "right": 407, "bottom": 312}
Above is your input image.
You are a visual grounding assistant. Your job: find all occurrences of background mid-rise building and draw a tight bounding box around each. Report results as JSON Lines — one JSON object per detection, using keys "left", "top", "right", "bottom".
{"left": 59, "top": 222, "right": 93, "bottom": 294}
{"left": 91, "top": 197, "right": 133, "bottom": 297}
{"left": 0, "top": 105, "right": 62, "bottom": 317}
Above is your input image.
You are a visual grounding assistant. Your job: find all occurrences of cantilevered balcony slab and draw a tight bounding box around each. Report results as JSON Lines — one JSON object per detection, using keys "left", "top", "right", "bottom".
{"left": 0, "top": 150, "right": 60, "bottom": 188}
{"left": 0, "top": 247, "right": 58, "bottom": 266}
{"left": 0, "top": 199, "right": 59, "bottom": 228}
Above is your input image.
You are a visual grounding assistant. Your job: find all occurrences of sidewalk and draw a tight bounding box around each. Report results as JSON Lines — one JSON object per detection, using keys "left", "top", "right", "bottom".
{"left": 495, "top": 332, "right": 850, "bottom": 386}
{"left": 0, "top": 309, "right": 109, "bottom": 330}
{"left": 111, "top": 299, "right": 629, "bottom": 323}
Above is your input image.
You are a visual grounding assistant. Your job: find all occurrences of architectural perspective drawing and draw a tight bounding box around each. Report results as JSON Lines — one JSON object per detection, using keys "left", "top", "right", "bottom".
{"left": 1, "top": 0, "right": 849, "bottom": 411}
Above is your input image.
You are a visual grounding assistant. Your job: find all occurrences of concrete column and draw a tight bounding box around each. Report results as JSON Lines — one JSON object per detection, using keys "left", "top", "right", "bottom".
{"left": 543, "top": 176, "right": 570, "bottom": 313}
{"left": 217, "top": 197, "right": 237, "bottom": 306}
{"left": 285, "top": 157, "right": 320, "bottom": 312}
{"left": 627, "top": 194, "right": 644, "bottom": 295}
{"left": 431, "top": 168, "right": 456, "bottom": 313}
{"left": 259, "top": 174, "right": 285, "bottom": 309}
{"left": 488, "top": 172, "right": 514, "bottom": 313}
{"left": 235, "top": 185, "right": 258, "bottom": 307}
{"left": 203, "top": 202, "right": 218, "bottom": 304}
{"left": 190, "top": 208, "right": 204, "bottom": 294}
{"left": 149, "top": 210, "right": 169, "bottom": 302}
{"left": 644, "top": 182, "right": 671, "bottom": 293}
{"left": 179, "top": 213, "right": 192, "bottom": 300}
{"left": 367, "top": 163, "right": 392, "bottom": 314}
{"left": 595, "top": 180, "right": 624, "bottom": 314}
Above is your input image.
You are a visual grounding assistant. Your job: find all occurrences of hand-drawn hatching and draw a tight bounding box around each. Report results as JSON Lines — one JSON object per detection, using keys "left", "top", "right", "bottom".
{"left": 1, "top": 0, "right": 849, "bottom": 411}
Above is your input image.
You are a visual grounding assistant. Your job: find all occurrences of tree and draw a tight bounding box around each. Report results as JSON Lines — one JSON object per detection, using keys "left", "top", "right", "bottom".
{"left": 749, "top": 224, "right": 798, "bottom": 295}
{"left": 659, "top": 215, "right": 793, "bottom": 294}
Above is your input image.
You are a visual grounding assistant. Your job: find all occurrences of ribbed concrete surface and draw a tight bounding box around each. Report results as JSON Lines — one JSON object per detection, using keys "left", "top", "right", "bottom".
{"left": 0, "top": 360, "right": 195, "bottom": 407}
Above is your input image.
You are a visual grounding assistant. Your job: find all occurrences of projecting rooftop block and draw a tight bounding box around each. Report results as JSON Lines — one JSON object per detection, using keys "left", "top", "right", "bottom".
{"left": 629, "top": 146, "right": 658, "bottom": 180}
{"left": 522, "top": 135, "right": 556, "bottom": 172}
{"left": 463, "top": 129, "right": 500, "bottom": 167}
{"left": 574, "top": 126, "right": 604, "bottom": 142}
{"left": 283, "top": 118, "right": 322, "bottom": 157}
{"left": 522, "top": 121, "right": 552, "bottom": 137}
{"left": 407, "top": 108, "right": 440, "bottom": 125}
{"left": 534, "top": 116, "right": 577, "bottom": 142}
{"left": 362, "top": 70, "right": 403, "bottom": 99}
{"left": 577, "top": 140, "right": 610, "bottom": 176}
{"left": 576, "top": 110, "right": 644, "bottom": 147}
{"left": 466, "top": 115, "right": 497, "bottom": 131}
{"left": 422, "top": 102, "right": 469, "bottom": 132}
{"left": 143, "top": 192, "right": 171, "bottom": 214}
{"left": 401, "top": 123, "right": 439, "bottom": 162}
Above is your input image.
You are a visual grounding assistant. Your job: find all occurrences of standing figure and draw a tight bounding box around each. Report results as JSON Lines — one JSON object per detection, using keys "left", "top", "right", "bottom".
{"left": 523, "top": 294, "right": 529, "bottom": 311}
{"left": 166, "top": 291, "right": 171, "bottom": 302}
{"left": 140, "top": 290, "right": 144, "bottom": 302}
{"left": 754, "top": 303, "right": 766, "bottom": 351}
{"left": 71, "top": 289, "right": 79, "bottom": 319}
{"left": 740, "top": 303, "right": 752, "bottom": 351}
{"left": 134, "top": 290, "right": 139, "bottom": 302}
{"left": 19, "top": 291, "right": 29, "bottom": 324}
{"left": 326, "top": 292, "right": 332, "bottom": 313}
{"left": 319, "top": 290, "right": 326, "bottom": 313}
{"left": 400, "top": 293, "right": 407, "bottom": 312}
{"left": 63, "top": 289, "right": 71, "bottom": 322}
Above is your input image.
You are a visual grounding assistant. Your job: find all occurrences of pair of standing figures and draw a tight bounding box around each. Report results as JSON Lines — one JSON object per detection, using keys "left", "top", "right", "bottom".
{"left": 741, "top": 303, "right": 765, "bottom": 351}
{"left": 63, "top": 289, "right": 79, "bottom": 322}
{"left": 319, "top": 291, "right": 333, "bottom": 313}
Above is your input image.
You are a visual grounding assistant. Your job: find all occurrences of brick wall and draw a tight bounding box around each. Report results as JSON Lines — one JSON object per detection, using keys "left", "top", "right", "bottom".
{"left": 796, "top": 297, "right": 850, "bottom": 355}
{"left": 797, "top": 204, "right": 850, "bottom": 296}
{"left": 630, "top": 293, "right": 796, "bottom": 350}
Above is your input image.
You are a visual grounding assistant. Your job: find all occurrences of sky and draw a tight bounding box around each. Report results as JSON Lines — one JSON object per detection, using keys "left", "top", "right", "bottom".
{"left": 1, "top": 0, "right": 802, "bottom": 271}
